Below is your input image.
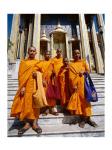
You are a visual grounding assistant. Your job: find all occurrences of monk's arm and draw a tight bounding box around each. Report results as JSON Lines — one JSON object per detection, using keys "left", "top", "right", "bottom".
{"left": 18, "top": 60, "right": 26, "bottom": 87}
{"left": 18, "top": 61, "right": 26, "bottom": 94}
{"left": 69, "top": 68, "right": 78, "bottom": 93}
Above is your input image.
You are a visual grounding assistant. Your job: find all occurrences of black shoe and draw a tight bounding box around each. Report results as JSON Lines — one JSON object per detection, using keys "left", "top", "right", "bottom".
{"left": 18, "top": 127, "right": 30, "bottom": 137}
{"left": 79, "top": 121, "right": 86, "bottom": 128}
{"left": 32, "top": 126, "right": 42, "bottom": 135}
{"left": 87, "top": 119, "right": 98, "bottom": 127}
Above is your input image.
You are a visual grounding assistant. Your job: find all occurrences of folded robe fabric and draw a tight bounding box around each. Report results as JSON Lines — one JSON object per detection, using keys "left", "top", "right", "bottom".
{"left": 33, "top": 71, "right": 48, "bottom": 108}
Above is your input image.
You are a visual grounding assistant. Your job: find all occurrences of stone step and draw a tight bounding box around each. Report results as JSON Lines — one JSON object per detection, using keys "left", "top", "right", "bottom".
{"left": 8, "top": 74, "right": 104, "bottom": 78}
{"left": 7, "top": 104, "right": 104, "bottom": 120}
{"left": 7, "top": 85, "right": 105, "bottom": 91}
{"left": 7, "top": 84, "right": 105, "bottom": 89}
{"left": 7, "top": 83, "right": 105, "bottom": 87}
{"left": 7, "top": 88, "right": 105, "bottom": 93}
{"left": 7, "top": 97, "right": 104, "bottom": 111}
{"left": 7, "top": 89, "right": 104, "bottom": 95}
{"left": 7, "top": 78, "right": 105, "bottom": 82}
{"left": 7, "top": 73, "right": 105, "bottom": 137}
{"left": 8, "top": 115, "right": 104, "bottom": 137}
{"left": 7, "top": 78, "right": 104, "bottom": 81}
{"left": 7, "top": 90, "right": 105, "bottom": 97}
{"left": 7, "top": 94, "right": 105, "bottom": 102}
{"left": 7, "top": 94, "right": 105, "bottom": 100}
{"left": 7, "top": 73, "right": 104, "bottom": 76}
{"left": 8, "top": 79, "right": 105, "bottom": 83}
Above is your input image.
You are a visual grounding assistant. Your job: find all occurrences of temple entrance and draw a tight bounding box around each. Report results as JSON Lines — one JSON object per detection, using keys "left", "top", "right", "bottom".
{"left": 72, "top": 40, "right": 80, "bottom": 50}
{"left": 40, "top": 41, "right": 47, "bottom": 59}
{"left": 40, "top": 31, "right": 50, "bottom": 59}
{"left": 50, "top": 22, "right": 67, "bottom": 58}
{"left": 53, "top": 32, "right": 66, "bottom": 57}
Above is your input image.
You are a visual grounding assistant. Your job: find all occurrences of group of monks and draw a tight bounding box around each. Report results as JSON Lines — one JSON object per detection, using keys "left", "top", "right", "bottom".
{"left": 10, "top": 46, "right": 97, "bottom": 137}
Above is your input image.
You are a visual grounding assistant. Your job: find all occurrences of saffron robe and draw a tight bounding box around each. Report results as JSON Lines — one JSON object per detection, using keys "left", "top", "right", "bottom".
{"left": 10, "top": 59, "right": 43, "bottom": 121}
{"left": 67, "top": 59, "right": 92, "bottom": 117}
{"left": 58, "top": 66, "right": 70, "bottom": 106}
{"left": 52, "top": 57, "right": 63, "bottom": 99}
{"left": 39, "top": 60, "right": 56, "bottom": 107}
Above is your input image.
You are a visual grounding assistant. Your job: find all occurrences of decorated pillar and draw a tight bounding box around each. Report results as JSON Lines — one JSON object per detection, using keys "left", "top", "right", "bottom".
{"left": 27, "top": 17, "right": 34, "bottom": 52}
{"left": 97, "top": 14, "right": 105, "bottom": 61}
{"left": 9, "top": 14, "right": 20, "bottom": 63}
{"left": 79, "top": 14, "right": 91, "bottom": 66}
{"left": 33, "top": 14, "right": 41, "bottom": 59}
{"left": 50, "top": 34, "right": 55, "bottom": 57}
{"left": 91, "top": 20, "right": 104, "bottom": 73}
{"left": 20, "top": 30, "right": 25, "bottom": 60}
{"left": 65, "top": 33, "right": 69, "bottom": 59}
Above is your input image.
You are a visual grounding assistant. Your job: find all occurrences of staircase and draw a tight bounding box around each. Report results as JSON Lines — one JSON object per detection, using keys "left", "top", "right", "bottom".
{"left": 8, "top": 73, "right": 105, "bottom": 137}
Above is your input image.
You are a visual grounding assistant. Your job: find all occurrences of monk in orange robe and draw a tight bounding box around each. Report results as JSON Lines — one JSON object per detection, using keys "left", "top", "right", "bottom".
{"left": 67, "top": 49, "right": 97, "bottom": 128}
{"left": 58, "top": 58, "right": 70, "bottom": 107}
{"left": 52, "top": 49, "right": 63, "bottom": 104}
{"left": 10, "top": 46, "right": 47, "bottom": 136}
{"left": 39, "top": 51, "right": 58, "bottom": 115}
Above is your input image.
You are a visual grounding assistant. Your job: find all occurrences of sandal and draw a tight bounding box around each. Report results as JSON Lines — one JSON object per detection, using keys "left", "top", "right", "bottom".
{"left": 49, "top": 108, "right": 59, "bottom": 116}
{"left": 78, "top": 116, "right": 86, "bottom": 128}
{"left": 18, "top": 127, "right": 30, "bottom": 137}
{"left": 79, "top": 121, "right": 85, "bottom": 128}
{"left": 87, "top": 119, "right": 98, "bottom": 127}
{"left": 51, "top": 111, "right": 59, "bottom": 116}
{"left": 32, "top": 126, "right": 42, "bottom": 135}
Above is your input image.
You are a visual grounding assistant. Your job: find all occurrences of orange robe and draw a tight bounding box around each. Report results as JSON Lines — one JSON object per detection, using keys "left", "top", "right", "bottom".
{"left": 67, "top": 59, "right": 92, "bottom": 117}
{"left": 58, "top": 66, "right": 70, "bottom": 106}
{"left": 39, "top": 60, "right": 56, "bottom": 107}
{"left": 52, "top": 57, "right": 63, "bottom": 99}
{"left": 10, "top": 59, "right": 43, "bottom": 121}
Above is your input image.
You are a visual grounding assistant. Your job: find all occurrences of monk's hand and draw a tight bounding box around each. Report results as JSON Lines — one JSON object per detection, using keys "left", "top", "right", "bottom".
{"left": 32, "top": 72, "right": 37, "bottom": 79}
{"left": 73, "top": 86, "right": 78, "bottom": 93}
{"left": 79, "top": 71, "right": 84, "bottom": 77}
{"left": 20, "top": 87, "right": 25, "bottom": 97}
{"left": 43, "top": 80, "right": 47, "bottom": 87}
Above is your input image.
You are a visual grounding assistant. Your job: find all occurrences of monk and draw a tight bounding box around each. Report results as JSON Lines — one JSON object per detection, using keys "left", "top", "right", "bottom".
{"left": 52, "top": 48, "right": 63, "bottom": 105}
{"left": 10, "top": 46, "right": 47, "bottom": 136}
{"left": 39, "top": 51, "right": 58, "bottom": 115}
{"left": 58, "top": 58, "right": 70, "bottom": 108}
{"left": 67, "top": 49, "right": 97, "bottom": 128}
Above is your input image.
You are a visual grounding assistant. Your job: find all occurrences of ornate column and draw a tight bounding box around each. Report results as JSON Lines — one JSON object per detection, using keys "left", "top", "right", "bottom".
{"left": 91, "top": 20, "right": 104, "bottom": 73}
{"left": 9, "top": 14, "right": 20, "bottom": 63}
{"left": 97, "top": 14, "right": 105, "bottom": 40}
{"left": 97, "top": 14, "right": 105, "bottom": 61}
{"left": 65, "top": 33, "right": 69, "bottom": 59}
{"left": 27, "top": 17, "right": 33, "bottom": 52}
{"left": 76, "top": 25, "right": 82, "bottom": 58}
{"left": 50, "top": 34, "right": 55, "bottom": 58}
{"left": 33, "top": 14, "right": 41, "bottom": 59}
{"left": 47, "top": 41, "right": 50, "bottom": 51}
{"left": 69, "top": 41, "right": 73, "bottom": 59}
{"left": 79, "top": 14, "right": 91, "bottom": 66}
{"left": 20, "top": 30, "right": 25, "bottom": 60}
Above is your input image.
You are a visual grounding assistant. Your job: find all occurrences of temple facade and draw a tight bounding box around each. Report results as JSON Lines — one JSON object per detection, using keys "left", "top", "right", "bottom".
{"left": 8, "top": 14, "right": 105, "bottom": 73}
